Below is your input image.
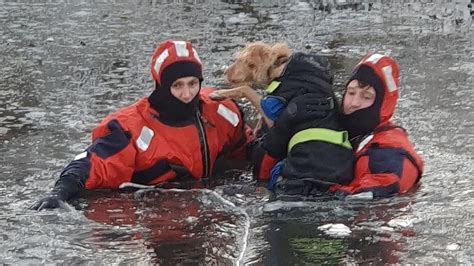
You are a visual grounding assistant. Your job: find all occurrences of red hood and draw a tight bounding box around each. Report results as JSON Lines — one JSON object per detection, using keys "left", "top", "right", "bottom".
{"left": 352, "top": 54, "right": 400, "bottom": 125}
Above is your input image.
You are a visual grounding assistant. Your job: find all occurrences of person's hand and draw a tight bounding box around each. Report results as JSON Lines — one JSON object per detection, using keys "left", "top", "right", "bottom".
{"left": 29, "top": 194, "right": 64, "bottom": 210}
{"left": 276, "top": 93, "right": 334, "bottom": 130}
{"left": 29, "top": 175, "right": 83, "bottom": 211}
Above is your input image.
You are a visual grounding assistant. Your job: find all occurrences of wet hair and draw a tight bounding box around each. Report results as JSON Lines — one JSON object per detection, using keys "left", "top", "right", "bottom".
{"left": 356, "top": 80, "right": 371, "bottom": 89}
{"left": 346, "top": 79, "right": 371, "bottom": 90}
{"left": 344, "top": 80, "right": 373, "bottom": 96}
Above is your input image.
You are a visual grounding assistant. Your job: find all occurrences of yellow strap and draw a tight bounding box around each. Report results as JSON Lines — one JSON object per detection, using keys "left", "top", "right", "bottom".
{"left": 288, "top": 128, "right": 352, "bottom": 152}
{"left": 265, "top": 81, "right": 281, "bottom": 93}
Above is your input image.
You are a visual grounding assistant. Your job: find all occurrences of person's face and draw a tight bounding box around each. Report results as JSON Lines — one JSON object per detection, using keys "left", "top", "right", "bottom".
{"left": 342, "top": 79, "right": 376, "bottom": 114}
{"left": 170, "top": 76, "right": 200, "bottom": 103}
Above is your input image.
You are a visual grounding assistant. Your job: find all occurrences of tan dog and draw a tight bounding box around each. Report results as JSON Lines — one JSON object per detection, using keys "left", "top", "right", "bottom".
{"left": 210, "top": 42, "right": 292, "bottom": 127}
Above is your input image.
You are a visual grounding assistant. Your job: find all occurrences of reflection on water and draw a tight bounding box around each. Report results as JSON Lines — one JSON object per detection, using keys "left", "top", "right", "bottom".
{"left": 79, "top": 189, "right": 250, "bottom": 264}
{"left": 0, "top": 0, "right": 472, "bottom": 264}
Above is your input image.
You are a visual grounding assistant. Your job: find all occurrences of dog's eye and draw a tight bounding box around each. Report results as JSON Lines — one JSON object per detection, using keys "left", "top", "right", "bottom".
{"left": 248, "top": 63, "right": 256, "bottom": 69}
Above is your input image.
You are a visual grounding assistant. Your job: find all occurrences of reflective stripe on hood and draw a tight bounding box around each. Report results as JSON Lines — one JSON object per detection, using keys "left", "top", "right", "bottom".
{"left": 353, "top": 54, "right": 400, "bottom": 125}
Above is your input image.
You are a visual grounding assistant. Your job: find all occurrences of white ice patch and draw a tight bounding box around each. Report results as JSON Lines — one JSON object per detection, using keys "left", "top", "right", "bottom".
{"left": 136, "top": 126, "right": 154, "bottom": 151}
{"left": 25, "top": 111, "right": 46, "bottom": 119}
{"left": 446, "top": 243, "right": 461, "bottom": 251}
{"left": 73, "top": 11, "right": 90, "bottom": 17}
{"left": 74, "top": 151, "right": 87, "bottom": 160}
{"left": 217, "top": 104, "right": 239, "bottom": 127}
{"left": 226, "top": 13, "right": 258, "bottom": 25}
{"left": 318, "top": 223, "right": 351, "bottom": 237}
{"left": 263, "top": 201, "right": 317, "bottom": 212}
{"left": 345, "top": 191, "right": 374, "bottom": 200}
{"left": 290, "top": 1, "right": 311, "bottom": 11}
{"left": 184, "top": 216, "right": 199, "bottom": 224}
{"left": 387, "top": 218, "right": 413, "bottom": 228}
{"left": 380, "top": 226, "right": 395, "bottom": 232}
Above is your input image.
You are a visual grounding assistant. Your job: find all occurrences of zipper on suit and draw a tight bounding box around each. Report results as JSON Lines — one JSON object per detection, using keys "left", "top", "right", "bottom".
{"left": 195, "top": 110, "right": 210, "bottom": 177}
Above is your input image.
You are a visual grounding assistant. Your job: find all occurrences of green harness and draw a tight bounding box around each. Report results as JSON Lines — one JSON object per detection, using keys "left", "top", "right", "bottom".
{"left": 288, "top": 128, "right": 352, "bottom": 152}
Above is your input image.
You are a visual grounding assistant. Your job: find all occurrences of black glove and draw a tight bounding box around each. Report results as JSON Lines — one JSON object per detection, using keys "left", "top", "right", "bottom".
{"left": 29, "top": 194, "right": 64, "bottom": 210}
{"left": 275, "top": 93, "right": 334, "bottom": 132}
{"left": 263, "top": 94, "right": 335, "bottom": 159}
{"left": 29, "top": 175, "right": 83, "bottom": 211}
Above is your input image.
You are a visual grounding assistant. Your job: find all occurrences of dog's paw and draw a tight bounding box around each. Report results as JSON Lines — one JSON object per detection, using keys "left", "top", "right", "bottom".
{"left": 210, "top": 88, "right": 247, "bottom": 100}
{"left": 209, "top": 91, "right": 229, "bottom": 101}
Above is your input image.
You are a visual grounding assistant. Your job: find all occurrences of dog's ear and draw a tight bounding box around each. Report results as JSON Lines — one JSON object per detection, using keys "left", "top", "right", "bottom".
{"left": 268, "top": 43, "right": 291, "bottom": 79}
{"left": 271, "top": 43, "right": 291, "bottom": 65}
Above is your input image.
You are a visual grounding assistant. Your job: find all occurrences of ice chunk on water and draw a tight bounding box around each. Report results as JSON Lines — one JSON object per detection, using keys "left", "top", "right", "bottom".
{"left": 345, "top": 191, "right": 374, "bottom": 200}
{"left": 263, "top": 201, "right": 316, "bottom": 212}
{"left": 184, "top": 216, "right": 198, "bottom": 224}
{"left": 380, "top": 226, "right": 395, "bottom": 232}
{"left": 388, "top": 218, "right": 413, "bottom": 228}
{"left": 25, "top": 111, "right": 46, "bottom": 119}
{"left": 317, "top": 223, "right": 351, "bottom": 237}
{"left": 446, "top": 243, "right": 460, "bottom": 251}
{"left": 226, "top": 13, "right": 258, "bottom": 25}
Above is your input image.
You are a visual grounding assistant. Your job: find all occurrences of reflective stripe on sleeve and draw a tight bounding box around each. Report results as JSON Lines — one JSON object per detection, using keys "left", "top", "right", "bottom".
{"left": 217, "top": 104, "right": 239, "bottom": 127}
{"left": 74, "top": 151, "right": 87, "bottom": 160}
{"left": 136, "top": 126, "right": 154, "bottom": 152}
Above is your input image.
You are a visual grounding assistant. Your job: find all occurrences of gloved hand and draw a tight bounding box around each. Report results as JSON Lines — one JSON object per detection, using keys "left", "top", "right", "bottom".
{"left": 29, "top": 175, "right": 83, "bottom": 211}
{"left": 263, "top": 93, "right": 334, "bottom": 158}
{"left": 276, "top": 93, "right": 334, "bottom": 132}
{"left": 29, "top": 194, "right": 65, "bottom": 210}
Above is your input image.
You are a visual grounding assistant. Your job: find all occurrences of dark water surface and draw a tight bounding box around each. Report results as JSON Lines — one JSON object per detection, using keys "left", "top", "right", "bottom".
{"left": 1, "top": 0, "right": 473, "bottom": 264}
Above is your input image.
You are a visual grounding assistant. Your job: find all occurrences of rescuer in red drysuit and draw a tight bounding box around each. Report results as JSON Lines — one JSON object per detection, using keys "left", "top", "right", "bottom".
{"left": 329, "top": 54, "right": 424, "bottom": 197}
{"left": 31, "top": 40, "right": 254, "bottom": 210}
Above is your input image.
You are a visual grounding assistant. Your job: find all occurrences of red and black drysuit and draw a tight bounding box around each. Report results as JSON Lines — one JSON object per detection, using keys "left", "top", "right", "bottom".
{"left": 330, "top": 54, "right": 424, "bottom": 197}
{"left": 61, "top": 88, "right": 252, "bottom": 190}
{"left": 31, "top": 40, "right": 253, "bottom": 209}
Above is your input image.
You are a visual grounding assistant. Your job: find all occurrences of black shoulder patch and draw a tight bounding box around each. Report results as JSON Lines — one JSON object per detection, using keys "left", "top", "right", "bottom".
{"left": 87, "top": 119, "right": 130, "bottom": 159}
{"left": 368, "top": 147, "right": 405, "bottom": 178}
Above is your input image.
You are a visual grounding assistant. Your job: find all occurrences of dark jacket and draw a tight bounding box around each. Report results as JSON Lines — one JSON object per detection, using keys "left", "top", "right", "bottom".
{"left": 257, "top": 52, "right": 354, "bottom": 194}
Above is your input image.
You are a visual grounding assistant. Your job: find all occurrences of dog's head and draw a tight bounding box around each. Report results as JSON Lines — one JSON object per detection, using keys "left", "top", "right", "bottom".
{"left": 224, "top": 42, "right": 291, "bottom": 88}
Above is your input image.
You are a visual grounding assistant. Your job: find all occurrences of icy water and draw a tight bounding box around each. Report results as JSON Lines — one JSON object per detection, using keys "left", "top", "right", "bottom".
{"left": 1, "top": 0, "right": 473, "bottom": 264}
